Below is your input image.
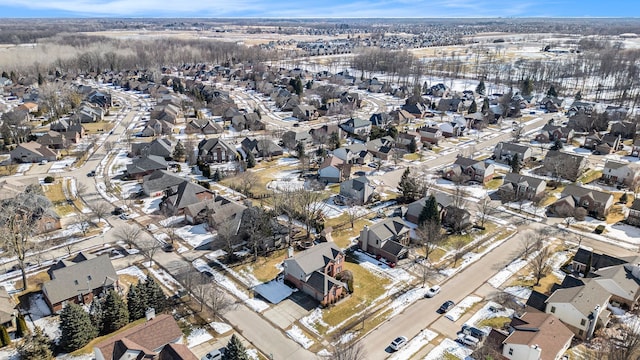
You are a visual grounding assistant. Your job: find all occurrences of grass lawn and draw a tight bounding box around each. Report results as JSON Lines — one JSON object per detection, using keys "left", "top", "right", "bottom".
{"left": 533, "top": 273, "right": 559, "bottom": 294}
{"left": 539, "top": 195, "right": 557, "bottom": 207}
{"left": 82, "top": 121, "right": 115, "bottom": 134}
{"left": 42, "top": 181, "right": 67, "bottom": 204}
{"left": 236, "top": 249, "right": 287, "bottom": 282}
{"left": 320, "top": 262, "right": 390, "bottom": 331}
{"left": 484, "top": 178, "right": 503, "bottom": 190}
{"left": 15, "top": 271, "right": 51, "bottom": 294}
{"left": 327, "top": 184, "right": 340, "bottom": 194}
{"left": 0, "top": 164, "right": 18, "bottom": 176}
{"left": 403, "top": 153, "right": 420, "bottom": 161}
{"left": 606, "top": 205, "right": 627, "bottom": 224}
{"left": 577, "top": 169, "right": 602, "bottom": 184}
{"left": 71, "top": 318, "right": 148, "bottom": 355}
{"left": 478, "top": 316, "right": 511, "bottom": 329}
{"left": 431, "top": 147, "right": 442, "bottom": 154}
{"left": 329, "top": 218, "right": 373, "bottom": 249}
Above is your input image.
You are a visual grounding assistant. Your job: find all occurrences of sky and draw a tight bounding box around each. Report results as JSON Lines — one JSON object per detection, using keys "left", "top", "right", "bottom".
{"left": 0, "top": 0, "right": 638, "bottom": 18}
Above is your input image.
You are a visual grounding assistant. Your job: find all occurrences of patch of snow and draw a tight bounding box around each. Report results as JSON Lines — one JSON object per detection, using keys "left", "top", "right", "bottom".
{"left": 210, "top": 322, "right": 233, "bottom": 334}
{"left": 176, "top": 224, "right": 214, "bottom": 248}
{"left": 146, "top": 264, "right": 183, "bottom": 295}
{"left": 444, "top": 295, "right": 483, "bottom": 322}
{"left": 286, "top": 325, "right": 314, "bottom": 349}
{"left": 503, "top": 286, "right": 532, "bottom": 300}
{"left": 423, "top": 338, "right": 472, "bottom": 360}
{"left": 28, "top": 315, "right": 60, "bottom": 344}
{"left": 464, "top": 301, "right": 515, "bottom": 334}
{"left": 389, "top": 286, "right": 431, "bottom": 316}
{"left": 488, "top": 259, "right": 528, "bottom": 288}
{"left": 389, "top": 329, "right": 437, "bottom": 360}
{"left": 254, "top": 278, "right": 293, "bottom": 304}
{"left": 300, "top": 308, "right": 329, "bottom": 335}
{"left": 186, "top": 327, "right": 213, "bottom": 348}
{"left": 27, "top": 293, "right": 51, "bottom": 320}
{"left": 117, "top": 266, "right": 147, "bottom": 282}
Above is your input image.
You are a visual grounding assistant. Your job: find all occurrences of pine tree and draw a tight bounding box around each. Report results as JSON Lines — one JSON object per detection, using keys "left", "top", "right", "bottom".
{"left": 328, "top": 132, "right": 341, "bottom": 150}
{"left": 547, "top": 85, "right": 558, "bottom": 97}
{"left": 295, "top": 141, "right": 305, "bottom": 159}
{"left": 89, "top": 295, "right": 104, "bottom": 334}
{"left": 101, "top": 290, "right": 129, "bottom": 334}
{"left": 127, "top": 283, "right": 146, "bottom": 321}
{"left": 475, "top": 80, "right": 486, "bottom": 95}
{"left": 621, "top": 192, "right": 629, "bottom": 204}
{"left": 142, "top": 276, "right": 167, "bottom": 313}
{"left": 246, "top": 151, "right": 255, "bottom": 168}
{"left": 521, "top": 78, "right": 533, "bottom": 96}
{"left": 37, "top": 73, "right": 44, "bottom": 86}
{"left": 59, "top": 303, "right": 98, "bottom": 352}
{"left": 17, "top": 326, "right": 53, "bottom": 360}
{"left": 418, "top": 195, "right": 440, "bottom": 225}
{"left": 212, "top": 168, "right": 222, "bottom": 182}
{"left": 0, "top": 325, "right": 10, "bottom": 347}
{"left": 172, "top": 140, "right": 186, "bottom": 161}
{"left": 575, "top": 91, "right": 582, "bottom": 100}
{"left": 550, "top": 138, "right": 563, "bottom": 151}
{"left": 225, "top": 334, "right": 249, "bottom": 360}
{"left": 398, "top": 168, "right": 418, "bottom": 203}
{"left": 509, "top": 153, "right": 522, "bottom": 174}
{"left": 16, "top": 313, "right": 29, "bottom": 338}
{"left": 481, "top": 98, "right": 490, "bottom": 114}
{"left": 468, "top": 100, "right": 477, "bottom": 114}
{"left": 408, "top": 138, "right": 417, "bottom": 153}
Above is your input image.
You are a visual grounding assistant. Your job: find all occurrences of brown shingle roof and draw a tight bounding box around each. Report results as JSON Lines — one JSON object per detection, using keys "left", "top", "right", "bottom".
{"left": 504, "top": 312, "right": 573, "bottom": 360}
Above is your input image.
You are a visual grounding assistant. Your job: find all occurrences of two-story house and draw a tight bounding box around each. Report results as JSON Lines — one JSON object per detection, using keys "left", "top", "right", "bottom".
{"left": 553, "top": 184, "right": 614, "bottom": 218}
{"left": 602, "top": 160, "right": 640, "bottom": 186}
{"left": 358, "top": 217, "right": 410, "bottom": 263}
{"left": 292, "top": 104, "right": 319, "bottom": 121}
{"left": 332, "top": 143, "right": 372, "bottom": 165}
{"left": 318, "top": 155, "right": 351, "bottom": 183}
{"left": 443, "top": 156, "right": 495, "bottom": 184}
{"left": 498, "top": 173, "right": 547, "bottom": 201}
{"left": 540, "top": 151, "right": 588, "bottom": 182}
{"left": 501, "top": 312, "right": 573, "bottom": 360}
{"left": 340, "top": 117, "right": 371, "bottom": 139}
{"left": 365, "top": 136, "right": 395, "bottom": 160}
{"left": 417, "top": 126, "right": 443, "bottom": 145}
{"left": 493, "top": 142, "right": 532, "bottom": 164}
{"left": 627, "top": 199, "right": 640, "bottom": 227}
{"left": 282, "top": 243, "right": 348, "bottom": 306}
{"left": 535, "top": 124, "right": 574, "bottom": 143}
{"left": 340, "top": 176, "right": 375, "bottom": 204}
{"left": 197, "top": 138, "right": 238, "bottom": 164}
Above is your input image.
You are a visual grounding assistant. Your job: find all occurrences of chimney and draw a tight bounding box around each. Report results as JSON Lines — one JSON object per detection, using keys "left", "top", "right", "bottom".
{"left": 145, "top": 307, "right": 156, "bottom": 321}
{"left": 287, "top": 246, "right": 294, "bottom": 258}
{"left": 360, "top": 226, "right": 369, "bottom": 252}
{"left": 586, "top": 305, "right": 600, "bottom": 340}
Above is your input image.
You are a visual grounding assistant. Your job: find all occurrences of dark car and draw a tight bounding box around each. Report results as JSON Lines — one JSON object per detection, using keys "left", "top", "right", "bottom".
{"left": 87, "top": 170, "right": 96, "bottom": 177}
{"left": 461, "top": 325, "right": 486, "bottom": 340}
{"left": 438, "top": 300, "right": 455, "bottom": 313}
{"left": 112, "top": 207, "right": 124, "bottom": 215}
{"left": 162, "top": 243, "right": 175, "bottom": 252}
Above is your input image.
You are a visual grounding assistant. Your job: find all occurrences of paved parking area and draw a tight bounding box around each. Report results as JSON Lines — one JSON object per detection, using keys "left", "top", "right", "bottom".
{"left": 263, "top": 291, "right": 317, "bottom": 329}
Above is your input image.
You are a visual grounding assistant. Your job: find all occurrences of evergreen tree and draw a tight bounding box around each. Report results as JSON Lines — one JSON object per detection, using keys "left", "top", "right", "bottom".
{"left": 89, "top": 295, "right": 104, "bottom": 334}
{"left": 328, "top": 132, "right": 341, "bottom": 150}
{"left": 387, "top": 126, "right": 398, "bottom": 139}
{"left": 16, "top": 313, "right": 29, "bottom": 337}
{"left": 212, "top": 168, "right": 222, "bottom": 182}
{"left": 418, "top": 195, "right": 440, "bottom": 225}
{"left": 468, "top": 99, "right": 477, "bottom": 114}
{"left": 574, "top": 91, "right": 582, "bottom": 100}
{"left": 1, "top": 71, "right": 7, "bottom": 79}
{"left": 475, "top": 80, "right": 486, "bottom": 95}
{"left": 481, "top": 98, "right": 490, "bottom": 114}
{"left": 17, "top": 326, "right": 53, "bottom": 360}
{"left": 621, "top": 192, "right": 629, "bottom": 204}
{"left": 172, "top": 140, "right": 186, "bottom": 161}
{"left": 398, "top": 168, "right": 419, "bottom": 203}
{"left": 127, "top": 284, "right": 146, "bottom": 321}
{"left": 550, "top": 138, "right": 563, "bottom": 151}
{"left": 142, "top": 276, "right": 167, "bottom": 313}
{"left": 305, "top": 80, "right": 313, "bottom": 90}
{"left": 37, "top": 73, "right": 44, "bottom": 86}
{"left": 246, "top": 151, "right": 255, "bottom": 168}
{"left": 59, "top": 303, "right": 97, "bottom": 352}
{"left": 295, "top": 78, "right": 304, "bottom": 96}
{"left": 509, "top": 153, "right": 522, "bottom": 174}
{"left": 408, "top": 138, "right": 417, "bottom": 153}
{"left": 521, "top": 78, "right": 533, "bottom": 96}
{"left": 101, "top": 290, "right": 129, "bottom": 334}
{"left": 295, "top": 141, "right": 305, "bottom": 159}
{"left": 0, "top": 325, "right": 9, "bottom": 347}
{"left": 225, "top": 334, "right": 249, "bottom": 360}
{"left": 547, "top": 85, "right": 558, "bottom": 97}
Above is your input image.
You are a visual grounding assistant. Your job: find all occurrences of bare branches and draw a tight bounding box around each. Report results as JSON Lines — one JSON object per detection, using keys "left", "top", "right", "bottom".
{"left": 529, "top": 246, "right": 552, "bottom": 286}
{"left": 113, "top": 223, "right": 141, "bottom": 249}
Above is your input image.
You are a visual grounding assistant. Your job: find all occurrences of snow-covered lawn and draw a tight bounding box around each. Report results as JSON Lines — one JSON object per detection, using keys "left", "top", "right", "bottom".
{"left": 176, "top": 224, "right": 214, "bottom": 248}
{"left": 464, "top": 301, "right": 515, "bottom": 334}
{"left": 28, "top": 315, "right": 60, "bottom": 345}
{"left": 267, "top": 169, "right": 305, "bottom": 192}
{"left": 117, "top": 265, "right": 147, "bottom": 282}
{"left": 139, "top": 196, "right": 162, "bottom": 214}
{"left": 186, "top": 327, "right": 213, "bottom": 348}
{"left": 389, "top": 286, "right": 431, "bottom": 316}
{"left": 389, "top": 329, "right": 437, "bottom": 360}
{"left": 286, "top": 325, "right": 314, "bottom": 349}
{"left": 445, "top": 296, "right": 483, "bottom": 322}
{"left": 146, "top": 263, "right": 183, "bottom": 295}
{"left": 488, "top": 259, "right": 528, "bottom": 288}
{"left": 210, "top": 322, "right": 233, "bottom": 334}
{"left": 503, "top": 286, "right": 532, "bottom": 300}
{"left": 48, "top": 158, "right": 76, "bottom": 173}
{"left": 423, "top": 338, "right": 472, "bottom": 360}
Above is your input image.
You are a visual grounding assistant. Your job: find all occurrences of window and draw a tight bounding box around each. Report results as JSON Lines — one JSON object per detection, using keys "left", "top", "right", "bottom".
{"left": 550, "top": 306, "right": 556, "bottom": 313}
{"left": 508, "top": 348, "right": 513, "bottom": 355}
{"left": 581, "top": 318, "right": 586, "bottom": 326}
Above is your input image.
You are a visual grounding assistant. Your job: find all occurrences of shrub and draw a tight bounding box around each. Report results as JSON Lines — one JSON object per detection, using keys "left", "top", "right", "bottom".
{"left": 43, "top": 176, "right": 55, "bottom": 183}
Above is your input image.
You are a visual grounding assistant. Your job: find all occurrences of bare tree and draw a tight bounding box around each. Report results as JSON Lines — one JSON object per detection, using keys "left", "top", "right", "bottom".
{"left": 138, "top": 237, "right": 161, "bottom": 265}
{"left": 75, "top": 181, "right": 88, "bottom": 200}
{"left": 415, "top": 220, "right": 445, "bottom": 264}
{"left": 236, "top": 171, "right": 257, "bottom": 196}
{"left": 452, "top": 184, "right": 468, "bottom": 209}
{"left": 295, "top": 188, "right": 327, "bottom": 239}
{"left": 605, "top": 320, "right": 640, "bottom": 360}
{"left": 529, "top": 246, "right": 552, "bottom": 286}
{"left": 87, "top": 201, "right": 111, "bottom": 224}
{"left": 519, "top": 231, "right": 541, "bottom": 259}
{"left": 476, "top": 196, "right": 494, "bottom": 228}
{"left": 452, "top": 238, "right": 467, "bottom": 267}
{"left": 193, "top": 272, "right": 211, "bottom": 312}
{"left": 113, "top": 223, "right": 141, "bottom": 249}
{"left": 103, "top": 141, "right": 114, "bottom": 153}
{"left": 207, "top": 281, "right": 234, "bottom": 319}
{"left": 329, "top": 331, "right": 367, "bottom": 360}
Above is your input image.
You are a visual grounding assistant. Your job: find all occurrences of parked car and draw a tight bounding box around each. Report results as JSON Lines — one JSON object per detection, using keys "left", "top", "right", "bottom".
{"left": 425, "top": 285, "right": 441, "bottom": 298}
{"left": 162, "top": 243, "right": 175, "bottom": 252}
{"left": 119, "top": 213, "right": 129, "bottom": 220}
{"left": 438, "top": 300, "right": 455, "bottom": 313}
{"left": 201, "top": 349, "right": 222, "bottom": 360}
{"left": 112, "top": 207, "right": 124, "bottom": 215}
{"left": 461, "top": 325, "right": 486, "bottom": 340}
{"left": 457, "top": 333, "right": 480, "bottom": 347}
{"left": 87, "top": 170, "right": 96, "bottom": 177}
{"left": 389, "top": 336, "right": 408, "bottom": 351}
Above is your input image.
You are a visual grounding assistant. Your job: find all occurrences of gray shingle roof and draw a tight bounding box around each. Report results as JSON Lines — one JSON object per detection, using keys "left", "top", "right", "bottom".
{"left": 503, "top": 173, "right": 546, "bottom": 189}
{"left": 561, "top": 184, "right": 612, "bottom": 204}
{"left": 546, "top": 281, "right": 611, "bottom": 317}
{"left": 285, "top": 242, "right": 342, "bottom": 277}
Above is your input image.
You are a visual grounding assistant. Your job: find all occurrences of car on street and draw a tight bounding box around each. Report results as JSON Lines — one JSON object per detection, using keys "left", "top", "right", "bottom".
{"left": 389, "top": 336, "right": 408, "bottom": 351}
{"left": 112, "top": 207, "right": 124, "bottom": 215}
{"left": 438, "top": 300, "right": 455, "bottom": 313}
{"left": 425, "top": 285, "right": 441, "bottom": 298}
{"left": 87, "top": 170, "right": 96, "bottom": 177}
{"left": 119, "top": 213, "right": 129, "bottom": 220}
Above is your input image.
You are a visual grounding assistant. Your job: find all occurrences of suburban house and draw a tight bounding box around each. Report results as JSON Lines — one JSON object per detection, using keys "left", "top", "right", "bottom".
{"left": 395, "top": 131, "right": 421, "bottom": 151}
{"left": 340, "top": 117, "right": 371, "bottom": 138}
{"left": 42, "top": 253, "right": 118, "bottom": 313}
{"left": 159, "top": 181, "right": 214, "bottom": 216}
{"left": 73, "top": 102, "right": 105, "bottom": 123}
{"left": 309, "top": 124, "right": 345, "bottom": 144}
{"left": 281, "top": 130, "right": 313, "bottom": 149}
{"left": 0, "top": 190, "right": 61, "bottom": 233}
{"left": 535, "top": 124, "right": 574, "bottom": 143}
{"left": 627, "top": 199, "right": 640, "bottom": 226}
{"left": 318, "top": 155, "right": 351, "bottom": 183}
{"left": 389, "top": 109, "right": 416, "bottom": 124}
{"left": 417, "top": 126, "right": 444, "bottom": 145}
{"left": 553, "top": 184, "right": 614, "bottom": 218}
{"left": 240, "top": 137, "right": 283, "bottom": 159}
{"left": 197, "top": 138, "right": 238, "bottom": 164}
{"left": 141, "top": 119, "right": 174, "bottom": 137}
{"left": 498, "top": 173, "right": 547, "bottom": 201}
{"left": 87, "top": 89, "right": 113, "bottom": 109}
{"left": 332, "top": 143, "right": 372, "bottom": 165}
{"left": 292, "top": 104, "right": 319, "bottom": 121}
{"left": 358, "top": 217, "right": 410, "bottom": 263}
{"left": 610, "top": 121, "right": 637, "bottom": 139}
{"left": 183, "top": 195, "right": 247, "bottom": 228}
{"left": 0, "top": 287, "right": 16, "bottom": 335}
{"left": 502, "top": 312, "right": 573, "bottom": 360}
{"left": 540, "top": 151, "right": 587, "bottom": 182}
{"left": 602, "top": 159, "right": 640, "bottom": 186}
{"left": 437, "top": 98, "right": 464, "bottom": 113}
{"left": 545, "top": 281, "right": 611, "bottom": 339}
{"left": 340, "top": 176, "right": 375, "bottom": 204}
{"left": 152, "top": 103, "right": 183, "bottom": 124}
{"left": 10, "top": 141, "right": 59, "bottom": 163}
{"left": 142, "top": 170, "right": 187, "bottom": 197}
{"left": 439, "top": 117, "right": 466, "bottom": 138}
{"left": 370, "top": 113, "right": 393, "bottom": 127}
{"left": 282, "top": 242, "right": 348, "bottom": 306}
{"left": 37, "top": 131, "right": 71, "bottom": 149}
{"left": 443, "top": 156, "right": 495, "bottom": 184}
{"left": 584, "top": 133, "right": 622, "bottom": 154}
{"left": 49, "top": 118, "right": 86, "bottom": 142}
{"left": 130, "top": 138, "right": 173, "bottom": 158}
{"left": 591, "top": 263, "right": 640, "bottom": 309}
{"left": 94, "top": 313, "right": 196, "bottom": 360}
{"left": 366, "top": 136, "right": 395, "bottom": 160}
{"left": 493, "top": 142, "right": 532, "bottom": 163}
{"left": 570, "top": 247, "right": 629, "bottom": 275}
{"left": 401, "top": 102, "right": 431, "bottom": 118}
{"left": 441, "top": 205, "right": 473, "bottom": 232}
{"left": 404, "top": 192, "right": 453, "bottom": 225}
{"left": 126, "top": 155, "right": 168, "bottom": 180}
{"left": 231, "top": 112, "right": 264, "bottom": 131}
{"left": 184, "top": 118, "right": 223, "bottom": 135}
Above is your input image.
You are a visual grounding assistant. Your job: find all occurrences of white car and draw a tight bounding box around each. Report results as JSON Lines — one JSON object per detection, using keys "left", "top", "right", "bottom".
{"left": 425, "top": 285, "right": 441, "bottom": 298}
{"left": 390, "top": 336, "right": 408, "bottom": 351}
